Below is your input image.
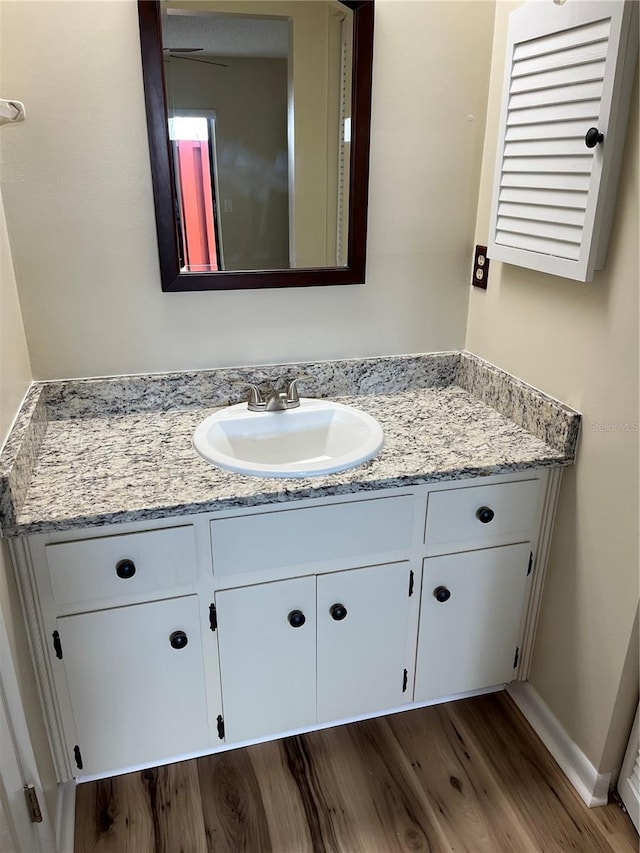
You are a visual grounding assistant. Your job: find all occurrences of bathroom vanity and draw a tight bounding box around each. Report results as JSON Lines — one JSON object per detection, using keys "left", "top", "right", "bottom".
{"left": 0, "top": 352, "right": 580, "bottom": 782}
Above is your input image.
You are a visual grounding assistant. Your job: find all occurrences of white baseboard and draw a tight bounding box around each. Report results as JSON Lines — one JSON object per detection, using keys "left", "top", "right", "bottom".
{"left": 55, "top": 779, "right": 76, "bottom": 853}
{"left": 508, "top": 681, "right": 611, "bottom": 808}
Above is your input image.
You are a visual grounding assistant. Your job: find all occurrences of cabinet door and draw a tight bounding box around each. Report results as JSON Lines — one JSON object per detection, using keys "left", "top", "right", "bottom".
{"left": 317, "top": 562, "right": 414, "bottom": 723}
{"left": 415, "top": 544, "right": 530, "bottom": 702}
{"left": 58, "top": 595, "right": 209, "bottom": 776}
{"left": 216, "top": 576, "right": 316, "bottom": 744}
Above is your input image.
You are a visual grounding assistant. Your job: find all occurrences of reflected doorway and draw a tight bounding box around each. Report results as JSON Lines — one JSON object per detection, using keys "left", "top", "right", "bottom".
{"left": 169, "top": 113, "right": 223, "bottom": 271}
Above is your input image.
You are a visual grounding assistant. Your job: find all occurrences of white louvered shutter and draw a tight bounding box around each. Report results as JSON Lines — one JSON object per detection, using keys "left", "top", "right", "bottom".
{"left": 618, "top": 705, "right": 639, "bottom": 832}
{"left": 488, "top": 0, "right": 638, "bottom": 282}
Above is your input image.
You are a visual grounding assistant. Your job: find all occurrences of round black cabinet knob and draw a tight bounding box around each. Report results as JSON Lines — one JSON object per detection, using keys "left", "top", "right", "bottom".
{"left": 288, "top": 610, "right": 306, "bottom": 628}
{"left": 433, "top": 586, "right": 451, "bottom": 603}
{"left": 115, "top": 559, "right": 136, "bottom": 579}
{"left": 476, "top": 506, "right": 495, "bottom": 524}
{"left": 169, "top": 630, "right": 188, "bottom": 649}
{"left": 585, "top": 127, "right": 604, "bottom": 148}
{"left": 330, "top": 603, "right": 348, "bottom": 621}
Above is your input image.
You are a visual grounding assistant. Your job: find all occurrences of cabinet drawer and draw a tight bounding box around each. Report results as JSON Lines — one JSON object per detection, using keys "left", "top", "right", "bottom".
{"left": 425, "top": 479, "right": 540, "bottom": 555}
{"left": 46, "top": 525, "right": 197, "bottom": 608}
{"left": 211, "top": 495, "right": 415, "bottom": 577}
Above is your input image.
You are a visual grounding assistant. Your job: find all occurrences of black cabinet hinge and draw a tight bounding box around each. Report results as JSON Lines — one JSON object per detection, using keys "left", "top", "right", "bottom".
{"left": 73, "top": 745, "right": 83, "bottom": 770}
{"left": 216, "top": 714, "right": 225, "bottom": 740}
{"left": 52, "top": 630, "right": 63, "bottom": 660}
{"left": 23, "top": 785, "right": 43, "bottom": 823}
{"left": 408, "top": 570, "right": 414, "bottom": 597}
{"left": 209, "top": 602, "right": 217, "bottom": 632}
{"left": 527, "top": 552, "right": 533, "bottom": 576}
{"left": 513, "top": 647, "right": 520, "bottom": 669}
{"left": 402, "top": 668, "right": 408, "bottom": 693}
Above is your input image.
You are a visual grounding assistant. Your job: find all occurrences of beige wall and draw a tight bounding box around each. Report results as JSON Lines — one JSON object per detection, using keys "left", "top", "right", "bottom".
{"left": 0, "top": 0, "right": 494, "bottom": 380}
{"left": 467, "top": 1, "right": 639, "bottom": 773}
{"left": 0, "top": 192, "right": 57, "bottom": 827}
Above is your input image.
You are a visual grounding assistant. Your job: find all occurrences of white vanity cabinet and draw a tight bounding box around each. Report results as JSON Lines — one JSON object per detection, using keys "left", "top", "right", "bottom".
{"left": 315, "top": 561, "right": 416, "bottom": 724}
{"left": 415, "top": 544, "right": 531, "bottom": 701}
{"left": 216, "top": 561, "right": 417, "bottom": 744}
{"left": 14, "top": 468, "right": 558, "bottom": 782}
{"left": 415, "top": 479, "right": 542, "bottom": 701}
{"left": 55, "top": 595, "right": 210, "bottom": 776}
{"left": 215, "top": 576, "right": 318, "bottom": 743}
{"left": 23, "top": 522, "right": 221, "bottom": 779}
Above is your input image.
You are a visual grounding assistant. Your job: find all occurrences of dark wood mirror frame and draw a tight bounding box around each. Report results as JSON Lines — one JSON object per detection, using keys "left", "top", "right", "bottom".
{"left": 137, "top": 0, "right": 374, "bottom": 292}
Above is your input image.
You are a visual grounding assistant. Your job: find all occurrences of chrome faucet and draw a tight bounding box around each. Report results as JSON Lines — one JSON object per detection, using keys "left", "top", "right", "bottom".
{"left": 247, "top": 378, "right": 304, "bottom": 412}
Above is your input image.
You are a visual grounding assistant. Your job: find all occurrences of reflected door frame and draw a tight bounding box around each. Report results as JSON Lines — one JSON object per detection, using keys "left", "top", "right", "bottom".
{"left": 169, "top": 109, "right": 224, "bottom": 272}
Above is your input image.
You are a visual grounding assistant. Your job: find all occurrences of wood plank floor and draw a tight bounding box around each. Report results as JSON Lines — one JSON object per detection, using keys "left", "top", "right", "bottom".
{"left": 74, "top": 692, "right": 638, "bottom": 852}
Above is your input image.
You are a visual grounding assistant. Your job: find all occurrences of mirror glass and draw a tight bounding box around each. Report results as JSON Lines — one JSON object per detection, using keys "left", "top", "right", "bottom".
{"left": 138, "top": 0, "right": 373, "bottom": 291}
{"left": 162, "top": 2, "right": 353, "bottom": 272}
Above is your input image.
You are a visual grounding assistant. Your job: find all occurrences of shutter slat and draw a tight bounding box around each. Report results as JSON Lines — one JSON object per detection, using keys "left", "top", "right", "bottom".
{"left": 505, "top": 119, "right": 594, "bottom": 141}
{"left": 512, "top": 18, "right": 611, "bottom": 61}
{"left": 504, "top": 138, "right": 593, "bottom": 157}
{"left": 507, "top": 99, "right": 601, "bottom": 126}
{"left": 499, "top": 186, "right": 588, "bottom": 209}
{"left": 502, "top": 156, "right": 592, "bottom": 174}
{"left": 498, "top": 202, "right": 585, "bottom": 227}
{"left": 495, "top": 230, "right": 581, "bottom": 260}
{"left": 497, "top": 215, "right": 582, "bottom": 244}
{"left": 500, "top": 172, "right": 591, "bottom": 192}
{"left": 509, "top": 79, "right": 605, "bottom": 110}
{"left": 512, "top": 40, "right": 608, "bottom": 77}
{"left": 510, "top": 58, "right": 605, "bottom": 94}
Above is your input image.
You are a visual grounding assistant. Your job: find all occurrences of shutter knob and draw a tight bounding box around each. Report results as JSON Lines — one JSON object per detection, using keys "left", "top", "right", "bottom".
{"left": 433, "top": 586, "right": 451, "bottom": 603}
{"left": 585, "top": 127, "right": 604, "bottom": 148}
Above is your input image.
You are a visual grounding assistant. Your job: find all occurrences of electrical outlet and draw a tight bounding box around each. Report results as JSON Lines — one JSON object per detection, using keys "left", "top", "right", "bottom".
{"left": 472, "top": 245, "right": 489, "bottom": 289}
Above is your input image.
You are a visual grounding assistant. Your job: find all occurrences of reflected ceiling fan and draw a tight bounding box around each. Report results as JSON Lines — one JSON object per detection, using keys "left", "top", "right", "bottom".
{"left": 163, "top": 47, "right": 228, "bottom": 68}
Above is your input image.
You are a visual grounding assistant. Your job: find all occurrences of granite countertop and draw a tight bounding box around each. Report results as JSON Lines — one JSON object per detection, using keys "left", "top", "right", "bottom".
{"left": 0, "top": 352, "right": 581, "bottom": 536}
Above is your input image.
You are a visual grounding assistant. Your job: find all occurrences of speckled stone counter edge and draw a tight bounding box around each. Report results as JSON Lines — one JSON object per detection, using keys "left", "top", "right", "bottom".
{"left": 457, "top": 352, "right": 581, "bottom": 458}
{"left": 38, "top": 352, "right": 461, "bottom": 418}
{"left": 0, "top": 386, "right": 48, "bottom": 528}
{"left": 0, "top": 351, "right": 581, "bottom": 533}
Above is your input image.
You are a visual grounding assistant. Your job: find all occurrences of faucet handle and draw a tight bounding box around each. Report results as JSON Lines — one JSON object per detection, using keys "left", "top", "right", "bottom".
{"left": 286, "top": 377, "right": 307, "bottom": 406}
{"left": 247, "top": 383, "right": 266, "bottom": 411}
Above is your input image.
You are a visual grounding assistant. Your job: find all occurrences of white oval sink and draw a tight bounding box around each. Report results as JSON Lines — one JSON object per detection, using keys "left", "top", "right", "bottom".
{"left": 193, "top": 399, "right": 384, "bottom": 478}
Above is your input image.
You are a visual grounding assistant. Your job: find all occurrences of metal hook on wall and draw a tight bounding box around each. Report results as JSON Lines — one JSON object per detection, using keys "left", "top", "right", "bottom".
{"left": 0, "top": 99, "right": 26, "bottom": 126}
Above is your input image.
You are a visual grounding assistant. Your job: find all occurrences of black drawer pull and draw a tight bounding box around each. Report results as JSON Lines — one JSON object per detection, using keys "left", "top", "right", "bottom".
{"left": 330, "top": 603, "right": 348, "bottom": 621}
{"left": 116, "top": 559, "right": 136, "bottom": 579}
{"left": 169, "top": 630, "right": 188, "bottom": 649}
{"left": 288, "top": 610, "right": 306, "bottom": 628}
{"left": 476, "top": 506, "right": 495, "bottom": 524}
{"left": 433, "top": 586, "right": 451, "bottom": 603}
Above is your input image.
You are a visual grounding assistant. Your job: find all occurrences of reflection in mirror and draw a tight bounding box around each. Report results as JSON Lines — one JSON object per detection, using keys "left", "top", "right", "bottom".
{"left": 163, "top": 4, "right": 352, "bottom": 272}
{"left": 138, "top": 0, "right": 373, "bottom": 290}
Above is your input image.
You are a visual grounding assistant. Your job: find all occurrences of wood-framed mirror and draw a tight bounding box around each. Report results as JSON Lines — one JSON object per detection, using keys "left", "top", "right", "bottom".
{"left": 137, "top": 0, "right": 374, "bottom": 291}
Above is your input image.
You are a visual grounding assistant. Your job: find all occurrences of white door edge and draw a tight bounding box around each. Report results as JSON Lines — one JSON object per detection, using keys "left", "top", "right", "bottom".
{"left": 0, "top": 606, "right": 56, "bottom": 852}
{"left": 618, "top": 704, "right": 640, "bottom": 832}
